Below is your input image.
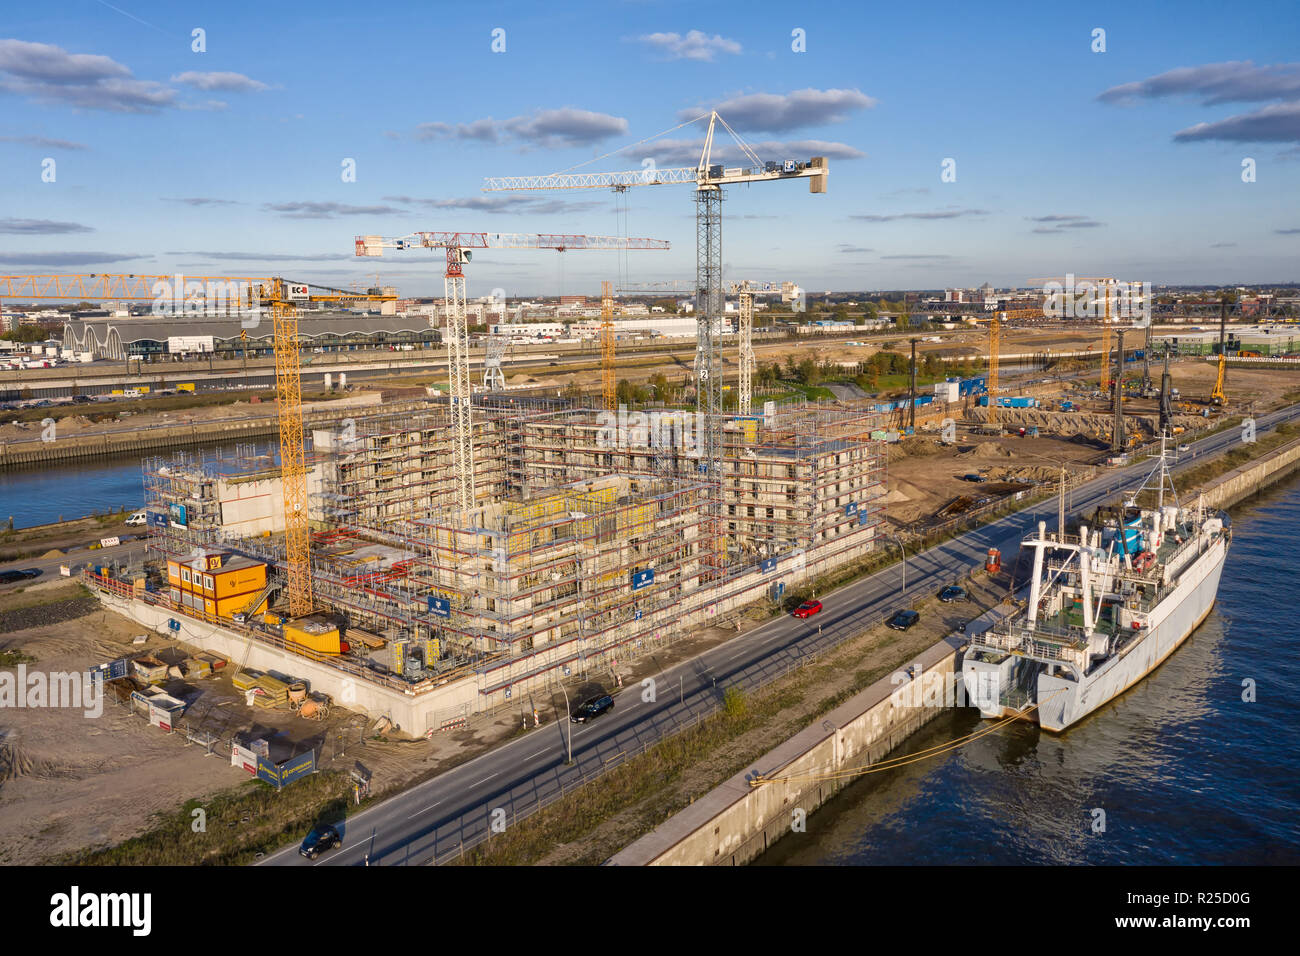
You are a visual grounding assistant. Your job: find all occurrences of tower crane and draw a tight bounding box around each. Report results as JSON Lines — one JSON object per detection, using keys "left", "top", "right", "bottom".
{"left": 601, "top": 280, "right": 616, "bottom": 410}
{"left": 484, "top": 111, "right": 828, "bottom": 577}
{"left": 727, "top": 281, "right": 786, "bottom": 416}
{"left": 355, "top": 232, "right": 669, "bottom": 513}
{"left": 1033, "top": 275, "right": 1120, "bottom": 388}
{"left": 0, "top": 272, "right": 396, "bottom": 618}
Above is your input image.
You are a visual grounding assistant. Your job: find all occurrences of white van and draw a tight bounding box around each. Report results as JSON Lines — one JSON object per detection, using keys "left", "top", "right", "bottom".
{"left": 125, "top": 511, "right": 148, "bottom": 527}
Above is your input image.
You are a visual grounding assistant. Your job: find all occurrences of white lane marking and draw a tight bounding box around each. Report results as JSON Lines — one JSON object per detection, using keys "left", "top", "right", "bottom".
{"left": 415, "top": 801, "right": 441, "bottom": 815}
{"left": 527, "top": 749, "right": 547, "bottom": 758}
{"left": 473, "top": 773, "right": 498, "bottom": 786}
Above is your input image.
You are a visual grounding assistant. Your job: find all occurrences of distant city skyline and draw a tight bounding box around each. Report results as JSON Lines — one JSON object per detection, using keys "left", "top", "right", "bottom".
{"left": 1, "top": 0, "right": 1297, "bottom": 297}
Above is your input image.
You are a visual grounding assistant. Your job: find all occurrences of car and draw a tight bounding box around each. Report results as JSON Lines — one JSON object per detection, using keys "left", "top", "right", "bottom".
{"left": 0, "top": 568, "right": 40, "bottom": 584}
{"left": 570, "top": 694, "right": 614, "bottom": 724}
{"left": 298, "top": 824, "right": 341, "bottom": 859}
{"left": 125, "top": 510, "right": 148, "bottom": 526}
{"left": 792, "top": 599, "right": 823, "bottom": 619}
{"left": 887, "top": 609, "right": 920, "bottom": 631}
{"left": 962, "top": 473, "right": 988, "bottom": 483}
{"left": 1177, "top": 443, "right": 1191, "bottom": 453}
{"left": 938, "top": 585, "right": 967, "bottom": 603}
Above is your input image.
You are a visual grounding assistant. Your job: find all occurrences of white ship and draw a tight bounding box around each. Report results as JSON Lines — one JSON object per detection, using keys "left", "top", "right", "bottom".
{"left": 962, "top": 436, "right": 1230, "bottom": 732}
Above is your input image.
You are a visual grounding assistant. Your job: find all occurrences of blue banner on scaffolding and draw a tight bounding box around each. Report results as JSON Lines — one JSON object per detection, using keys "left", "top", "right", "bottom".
{"left": 631, "top": 568, "right": 654, "bottom": 590}
{"left": 428, "top": 596, "right": 450, "bottom": 618}
{"left": 760, "top": 557, "right": 777, "bottom": 574}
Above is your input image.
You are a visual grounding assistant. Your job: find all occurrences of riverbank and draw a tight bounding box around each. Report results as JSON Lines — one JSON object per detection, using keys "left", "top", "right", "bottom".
{"left": 609, "top": 426, "right": 1300, "bottom": 865}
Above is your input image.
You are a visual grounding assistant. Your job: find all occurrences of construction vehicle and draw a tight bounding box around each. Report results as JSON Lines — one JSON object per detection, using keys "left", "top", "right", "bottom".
{"left": 1211, "top": 292, "right": 1233, "bottom": 405}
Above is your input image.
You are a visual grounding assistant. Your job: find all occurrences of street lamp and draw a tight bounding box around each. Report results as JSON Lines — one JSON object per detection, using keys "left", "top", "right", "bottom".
{"left": 890, "top": 533, "right": 906, "bottom": 599}
{"left": 556, "top": 679, "right": 573, "bottom": 764}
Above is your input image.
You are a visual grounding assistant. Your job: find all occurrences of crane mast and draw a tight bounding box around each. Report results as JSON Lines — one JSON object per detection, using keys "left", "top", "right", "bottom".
{"left": 356, "top": 232, "right": 669, "bottom": 514}
{"left": 485, "top": 111, "right": 827, "bottom": 577}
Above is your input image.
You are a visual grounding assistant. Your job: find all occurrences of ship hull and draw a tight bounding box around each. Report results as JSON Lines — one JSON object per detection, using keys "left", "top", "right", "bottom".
{"left": 1034, "top": 535, "right": 1227, "bottom": 732}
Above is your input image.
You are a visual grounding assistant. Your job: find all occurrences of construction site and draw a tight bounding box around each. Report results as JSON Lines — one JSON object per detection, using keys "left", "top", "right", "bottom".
{"left": 27, "top": 118, "right": 1292, "bottom": 738}
{"left": 60, "top": 115, "right": 891, "bottom": 732}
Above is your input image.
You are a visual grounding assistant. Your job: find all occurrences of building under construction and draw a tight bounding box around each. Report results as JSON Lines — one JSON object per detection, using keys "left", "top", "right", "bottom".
{"left": 138, "top": 396, "right": 883, "bottom": 727}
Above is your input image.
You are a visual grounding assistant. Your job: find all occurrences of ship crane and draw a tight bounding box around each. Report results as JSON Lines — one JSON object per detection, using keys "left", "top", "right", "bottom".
{"left": 355, "top": 232, "right": 669, "bottom": 513}
{"left": 484, "top": 111, "right": 828, "bottom": 577}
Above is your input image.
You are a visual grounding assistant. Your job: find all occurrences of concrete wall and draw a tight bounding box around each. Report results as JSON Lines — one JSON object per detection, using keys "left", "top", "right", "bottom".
{"left": 1199, "top": 437, "right": 1300, "bottom": 511}
{"left": 609, "top": 626, "right": 984, "bottom": 866}
{"left": 96, "top": 590, "right": 477, "bottom": 732}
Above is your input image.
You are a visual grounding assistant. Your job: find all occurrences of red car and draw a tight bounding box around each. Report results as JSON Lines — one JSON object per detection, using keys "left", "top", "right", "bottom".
{"left": 792, "top": 600, "right": 822, "bottom": 619}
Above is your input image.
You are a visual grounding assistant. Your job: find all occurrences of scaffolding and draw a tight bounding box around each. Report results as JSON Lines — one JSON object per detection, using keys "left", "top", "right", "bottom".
{"left": 138, "top": 393, "right": 887, "bottom": 699}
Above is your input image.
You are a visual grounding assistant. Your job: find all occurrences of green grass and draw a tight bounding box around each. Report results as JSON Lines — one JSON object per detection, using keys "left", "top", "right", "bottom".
{"left": 0, "top": 648, "right": 37, "bottom": 668}
{"left": 62, "top": 771, "right": 353, "bottom": 866}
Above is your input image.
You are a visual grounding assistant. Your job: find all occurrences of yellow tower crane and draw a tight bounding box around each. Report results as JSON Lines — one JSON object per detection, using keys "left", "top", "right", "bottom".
{"left": 988, "top": 311, "right": 1001, "bottom": 428}
{"left": 0, "top": 273, "right": 396, "bottom": 618}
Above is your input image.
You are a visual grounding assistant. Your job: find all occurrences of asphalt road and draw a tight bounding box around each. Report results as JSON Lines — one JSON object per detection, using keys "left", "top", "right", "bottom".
{"left": 0, "top": 538, "right": 147, "bottom": 589}
{"left": 265, "top": 404, "right": 1300, "bottom": 866}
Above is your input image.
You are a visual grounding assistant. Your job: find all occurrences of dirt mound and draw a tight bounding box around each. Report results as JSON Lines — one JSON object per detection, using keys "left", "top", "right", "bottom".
{"left": 41, "top": 549, "right": 65, "bottom": 559}
{"left": 880, "top": 488, "right": 911, "bottom": 504}
{"left": 0, "top": 738, "right": 54, "bottom": 784}
{"left": 971, "top": 442, "right": 1013, "bottom": 459}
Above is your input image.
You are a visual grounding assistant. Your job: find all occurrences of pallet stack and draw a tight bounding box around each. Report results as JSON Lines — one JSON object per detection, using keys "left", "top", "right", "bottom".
{"left": 253, "top": 674, "right": 289, "bottom": 709}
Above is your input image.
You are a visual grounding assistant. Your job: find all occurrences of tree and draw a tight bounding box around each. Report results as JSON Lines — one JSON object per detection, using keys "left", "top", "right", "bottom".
{"left": 0, "top": 324, "right": 54, "bottom": 343}
{"left": 797, "top": 357, "right": 818, "bottom": 384}
{"left": 865, "top": 302, "right": 879, "bottom": 322}
{"left": 894, "top": 313, "right": 910, "bottom": 330}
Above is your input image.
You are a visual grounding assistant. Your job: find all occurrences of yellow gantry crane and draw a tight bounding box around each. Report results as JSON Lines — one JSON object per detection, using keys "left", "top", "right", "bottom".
{"left": 0, "top": 272, "right": 395, "bottom": 618}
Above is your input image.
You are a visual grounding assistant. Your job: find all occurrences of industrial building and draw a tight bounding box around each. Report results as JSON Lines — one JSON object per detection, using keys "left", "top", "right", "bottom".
{"left": 62, "top": 312, "right": 441, "bottom": 361}
{"left": 1149, "top": 326, "right": 1300, "bottom": 357}
{"left": 136, "top": 397, "right": 884, "bottom": 728}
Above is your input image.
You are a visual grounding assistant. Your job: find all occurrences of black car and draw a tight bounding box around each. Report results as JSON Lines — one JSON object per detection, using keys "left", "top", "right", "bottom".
{"left": 299, "top": 824, "right": 340, "bottom": 859}
{"left": 570, "top": 694, "right": 614, "bottom": 724}
{"left": 887, "top": 609, "right": 920, "bottom": 631}
{"left": 0, "top": 569, "right": 40, "bottom": 584}
{"left": 962, "top": 473, "right": 988, "bottom": 483}
{"left": 938, "top": 585, "right": 967, "bottom": 603}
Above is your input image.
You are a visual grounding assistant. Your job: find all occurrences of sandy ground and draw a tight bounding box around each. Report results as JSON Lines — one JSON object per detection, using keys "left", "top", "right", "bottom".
{"left": 0, "top": 576, "right": 781, "bottom": 863}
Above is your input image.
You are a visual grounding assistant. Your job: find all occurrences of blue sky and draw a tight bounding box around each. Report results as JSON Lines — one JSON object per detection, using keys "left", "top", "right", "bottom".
{"left": 1, "top": 0, "right": 1297, "bottom": 298}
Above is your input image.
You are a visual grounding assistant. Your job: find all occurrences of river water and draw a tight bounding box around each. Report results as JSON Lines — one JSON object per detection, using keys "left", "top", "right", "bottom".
{"left": 0, "top": 440, "right": 278, "bottom": 529}
{"left": 759, "top": 473, "right": 1300, "bottom": 866}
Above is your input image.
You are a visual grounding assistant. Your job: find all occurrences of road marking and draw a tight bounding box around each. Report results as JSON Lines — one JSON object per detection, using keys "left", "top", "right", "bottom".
{"left": 527, "top": 749, "right": 547, "bottom": 758}
{"left": 473, "top": 773, "right": 498, "bottom": 786}
{"left": 415, "top": 801, "right": 441, "bottom": 815}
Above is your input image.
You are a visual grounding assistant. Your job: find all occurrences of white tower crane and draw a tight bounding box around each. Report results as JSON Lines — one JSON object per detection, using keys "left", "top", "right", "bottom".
{"left": 356, "top": 232, "right": 669, "bottom": 514}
